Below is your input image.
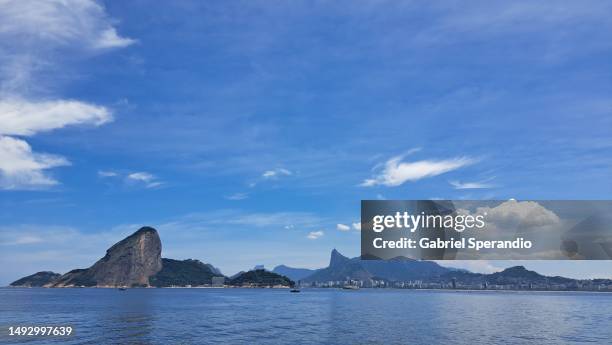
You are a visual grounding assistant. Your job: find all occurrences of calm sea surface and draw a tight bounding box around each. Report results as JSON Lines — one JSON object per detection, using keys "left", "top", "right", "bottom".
{"left": 1, "top": 288, "right": 611, "bottom": 345}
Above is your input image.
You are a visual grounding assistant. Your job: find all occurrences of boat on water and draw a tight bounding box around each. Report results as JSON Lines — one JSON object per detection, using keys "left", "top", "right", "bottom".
{"left": 290, "top": 288, "right": 301, "bottom": 293}
{"left": 342, "top": 285, "right": 359, "bottom": 290}
{"left": 118, "top": 287, "right": 127, "bottom": 291}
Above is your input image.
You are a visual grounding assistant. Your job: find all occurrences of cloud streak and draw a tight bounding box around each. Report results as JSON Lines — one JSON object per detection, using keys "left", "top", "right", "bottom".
{"left": 362, "top": 155, "right": 476, "bottom": 187}
{"left": 0, "top": 99, "right": 112, "bottom": 136}
{"left": 307, "top": 230, "right": 324, "bottom": 240}
{"left": 336, "top": 223, "right": 350, "bottom": 231}
{"left": 126, "top": 172, "right": 163, "bottom": 189}
{"left": 450, "top": 178, "right": 496, "bottom": 189}
{"left": 262, "top": 168, "right": 292, "bottom": 179}
{"left": 225, "top": 193, "right": 248, "bottom": 200}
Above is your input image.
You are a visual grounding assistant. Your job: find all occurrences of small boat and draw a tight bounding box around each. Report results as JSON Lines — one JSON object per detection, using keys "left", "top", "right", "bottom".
{"left": 342, "top": 285, "right": 359, "bottom": 290}
{"left": 118, "top": 287, "right": 127, "bottom": 291}
{"left": 290, "top": 288, "right": 301, "bottom": 293}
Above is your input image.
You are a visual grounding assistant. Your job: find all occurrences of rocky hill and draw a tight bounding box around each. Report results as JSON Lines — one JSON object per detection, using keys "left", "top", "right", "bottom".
{"left": 149, "top": 258, "right": 224, "bottom": 287}
{"left": 10, "top": 271, "right": 61, "bottom": 287}
{"left": 301, "top": 249, "right": 450, "bottom": 283}
{"left": 229, "top": 269, "right": 294, "bottom": 287}
{"left": 439, "top": 265, "right": 578, "bottom": 287}
{"left": 10, "top": 227, "right": 228, "bottom": 288}
{"left": 50, "top": 226, "right": 162, "bottom": 287}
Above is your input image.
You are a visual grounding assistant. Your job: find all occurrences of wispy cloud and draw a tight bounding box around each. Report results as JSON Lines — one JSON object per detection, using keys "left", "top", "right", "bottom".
{"left": 361, "top": 155, "right": 476, "bottom": 187}
{"left": 159, "top": 210, "right": 325, "bottom": 231}
{"left": 127, "top": 172, "right": 155, "bottom": 182}
{"left": 248, "top": 168, "right": 293, "bottom": 188}
{"left": 97, "top": 170, "right": 118, "bottom": 177}
{"left": 0, "top": 0, "right": 132, "bottom": 190}
{"left": 450, "top": 178, "right": 496, "bottom": 189}
{"left": 126, "top": 172, "right": 163, "bottom": 189}
{"left": 0, "top": 0, "right": 134, "bottom": 71}
{"left": 225, "top": 192, "right": 248, "bottom": 200}
{"left": 0, "top": 99, "right": 112, "bottom": 136}
{"left": 0, "top": 234, "right": 44, "bottom": 246}
{"left": 262, "top": 168, "right": 292, "bottom": 179}
{"left": 336, "top": 223, "right": 350, "bottom": 231}
{"left": 338, "top": 222, "right": 361, "bottom": 232}
{"left": 307, "top": 230, "right": 324, "bottom": 240}
{"left": 98, "top": 170, "right": 164, "bottom": 189}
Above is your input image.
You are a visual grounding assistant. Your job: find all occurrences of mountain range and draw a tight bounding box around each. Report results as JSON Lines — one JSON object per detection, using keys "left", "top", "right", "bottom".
{"left": 10, "top": 227, "right": 292, "bottom": 288}
{"left": 9, "top": 226, "right": 611, "bottom": 291}
{"left": 273, "top": 249, "right": 449, "bottom": 282}
{"left": 273, "top": 249, "right": 611, "bottom": 291}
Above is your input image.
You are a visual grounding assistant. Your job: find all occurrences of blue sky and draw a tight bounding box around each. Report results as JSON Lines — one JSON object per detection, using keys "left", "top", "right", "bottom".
{"left": 0, "top": 0, "right": 611, "bottom": 285}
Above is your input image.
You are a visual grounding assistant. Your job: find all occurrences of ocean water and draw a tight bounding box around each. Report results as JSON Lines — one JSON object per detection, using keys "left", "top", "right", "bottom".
{"left": 1, "top": 288, "right": 611, "bottom": 345}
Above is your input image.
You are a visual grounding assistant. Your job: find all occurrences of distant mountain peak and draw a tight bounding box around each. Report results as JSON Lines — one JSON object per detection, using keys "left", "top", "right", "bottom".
{"left": 330, "top": 249, "right": 350, "bottom": 267}
{"left": 136, "top": 226, "right": 157, "bottom": 233}
{"left": 272, "top": 265, "right": 316, "bottom": 281}
{"left": 493, "top": 265, "right": 542, "bottom": 280}
{"left": 505, "top": 265, "right": 527, "bottom": 271}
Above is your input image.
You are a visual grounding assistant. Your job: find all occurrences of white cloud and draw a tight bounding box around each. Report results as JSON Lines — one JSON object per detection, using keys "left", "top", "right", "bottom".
{"left": 98, "top": 170, "right": 165, "bottom": 189}
{"left": 127, "top": 172, "right": 154, "bottom": 182}
{"left": 0, "top": 136, "right": 70, "bottom": 189}
{"left": 262, "top": 168, "right": 292, "bottom": 179}
{"left": 450, "top": 179, "right": 495, "bottom": 189}
{"left": 93, "top": 28, "right": 135, "bottom": 49}
{"left": 0, "top": 99, "right": 112, "bottom": 136}
{"left": 126, "top": 172, "right": 163, "bottom": 188}
{"left": 0, "top": 1, "right": 131, "bottom": 190}
{"left": 0, "top": 99, "right": 113, "bottom": 189}
{"left": 225, "top": 192, "right": 248, "bottom": 200}
{"left": 0, "top": 0, "right": 134, "bottom": 51}
{"left": 307, "top": 230, "right": 324, "bottom": 240}
{"left": 336, "top": 223, "right": 350, "bottom": 231}
{"left": 352, "top": 222, "right": 361, "bottom": 231}
{"left": 98, "top": 170, "right": 118, "bottom": 177}
{"left": 476, "top": 199, "right": 560, "bottom": 229}
{"left": 0, "top": 0, "right": 135, "bottom": 93}
{"left": 145, "top": 181, "right": 163, "bottom": 189}
{"left": 361, "top": 155, "right": 475, "bottom": 187}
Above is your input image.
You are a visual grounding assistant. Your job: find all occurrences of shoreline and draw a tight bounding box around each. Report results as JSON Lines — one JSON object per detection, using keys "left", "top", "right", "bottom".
{"left": 3, "top": 286, "right": 612, "bottom": 293}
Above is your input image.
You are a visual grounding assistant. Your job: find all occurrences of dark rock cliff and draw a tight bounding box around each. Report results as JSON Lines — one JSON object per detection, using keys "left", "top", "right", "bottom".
{"left": 50, "top": 227, "right": 162, "bottom": 287}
